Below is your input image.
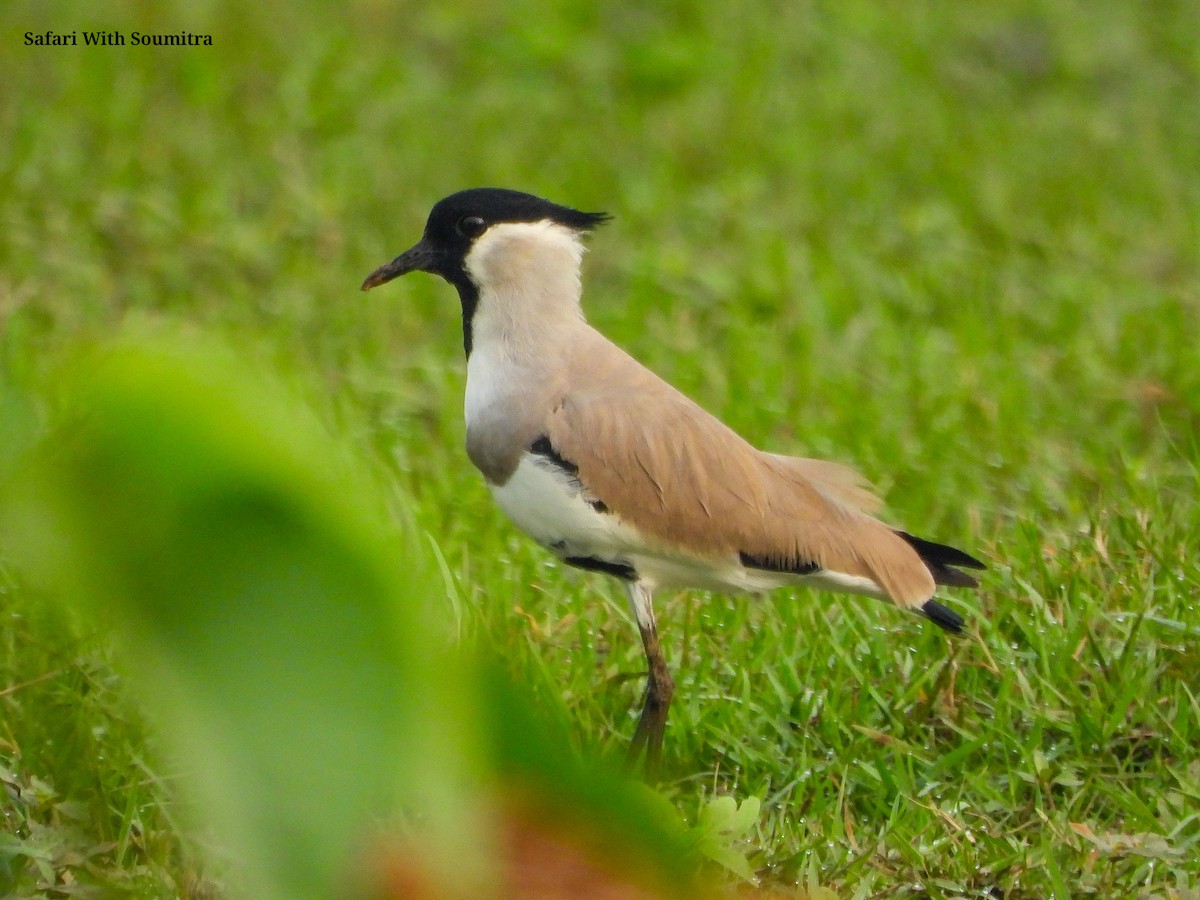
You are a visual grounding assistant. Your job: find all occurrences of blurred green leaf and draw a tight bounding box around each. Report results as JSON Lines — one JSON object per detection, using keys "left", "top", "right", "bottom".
{"left": 688, "top": 794, "right": 762, "bottom": 882}
{"left": 0, "top": 333, "right": 702, "bottom": 898}
{"left": 1, "top": 335, "right": 482, "bottom": 898}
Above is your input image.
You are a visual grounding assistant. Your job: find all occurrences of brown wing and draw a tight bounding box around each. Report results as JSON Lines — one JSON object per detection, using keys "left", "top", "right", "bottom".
{"left": 765, "top": 454, "right": 884, "bottom": 516}
{"left": 544, "top": 332, "right": 937, "bottom": 609}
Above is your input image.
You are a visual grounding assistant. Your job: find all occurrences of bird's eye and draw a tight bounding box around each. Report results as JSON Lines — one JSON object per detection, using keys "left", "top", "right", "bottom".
{"left": 456, "top": 216, "right": 487, "bottom": 238}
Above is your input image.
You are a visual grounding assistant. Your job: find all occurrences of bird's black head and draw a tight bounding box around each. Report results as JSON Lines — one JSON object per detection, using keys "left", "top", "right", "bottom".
{"left": 361, "top": 188, "right": 608, "bottom": 292}
{"left": 361, "top": 189, "right": 608, "bottom": 355}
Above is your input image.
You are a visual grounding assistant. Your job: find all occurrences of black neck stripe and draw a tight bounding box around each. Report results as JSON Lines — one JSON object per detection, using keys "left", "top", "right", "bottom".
{"left": 447, "top": 273, "right": 479, "bottom": 356}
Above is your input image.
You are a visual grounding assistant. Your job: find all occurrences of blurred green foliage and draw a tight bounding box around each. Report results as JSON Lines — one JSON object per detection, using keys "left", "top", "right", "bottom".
{"left": 1, "top": 338, "right": 465, "bottom": 897}
{"left": 1, "top": 338, "right": 702, "bottom": 897}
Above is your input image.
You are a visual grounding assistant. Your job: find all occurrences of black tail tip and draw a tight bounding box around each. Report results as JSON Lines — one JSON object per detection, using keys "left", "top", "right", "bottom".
{"left": 922, "top": 599, "right": 964, "bottom": 633}
{"left": 895, "top": 531, "right": 986, "bottom": 589}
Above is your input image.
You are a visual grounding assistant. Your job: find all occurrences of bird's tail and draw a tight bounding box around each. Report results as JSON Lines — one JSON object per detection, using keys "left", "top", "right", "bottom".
{"left": 895, "top": 531, "right": 986, "bottom": 633}
{"left": 895, "top": 531, "right": 985, "bottom": 588}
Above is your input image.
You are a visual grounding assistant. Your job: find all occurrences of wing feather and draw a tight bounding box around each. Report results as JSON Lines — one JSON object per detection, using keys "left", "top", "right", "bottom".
{"left": 545, "top": 332, "right": 937, "bottom": 608}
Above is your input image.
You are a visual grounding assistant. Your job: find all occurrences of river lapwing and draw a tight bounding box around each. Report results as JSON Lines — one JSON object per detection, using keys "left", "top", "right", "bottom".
{"left": 362, "top": 188, "right": 984, "bottom": 774}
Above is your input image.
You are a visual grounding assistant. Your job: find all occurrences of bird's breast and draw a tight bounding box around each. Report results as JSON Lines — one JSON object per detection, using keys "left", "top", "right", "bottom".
{"left": 464, "top": 343, "right": 517, "bottom": 429}
{"left": 463, "top": 344, "right": 540, "bottom": 483}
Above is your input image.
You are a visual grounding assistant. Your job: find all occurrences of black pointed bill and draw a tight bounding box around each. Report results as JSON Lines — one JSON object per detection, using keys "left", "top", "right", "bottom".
{"left": 360, "top": 239, "right": 440, "bottom": 291}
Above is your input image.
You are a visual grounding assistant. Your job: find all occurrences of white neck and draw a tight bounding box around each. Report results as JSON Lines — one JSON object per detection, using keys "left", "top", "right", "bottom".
{"left": 462, "top": 220, "right": 591, "bottom": 435}
{"left": 463, "top": 220, "right": 587, "bottom": 362}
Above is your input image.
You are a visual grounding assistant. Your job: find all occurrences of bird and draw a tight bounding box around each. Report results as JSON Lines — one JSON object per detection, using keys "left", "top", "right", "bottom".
{"left": 361, "top": 188, "right": 985, "bottom": 775}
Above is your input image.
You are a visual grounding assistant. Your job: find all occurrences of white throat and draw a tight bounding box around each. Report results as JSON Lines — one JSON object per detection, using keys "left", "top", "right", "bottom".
{"left": 462, "top": 220, "right": 588, "bottom": 431}
{"left": 463, "top": 220, "right": 587, "bottom": 357}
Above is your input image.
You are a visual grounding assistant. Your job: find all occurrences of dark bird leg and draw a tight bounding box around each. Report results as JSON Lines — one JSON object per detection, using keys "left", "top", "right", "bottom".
{"left": 624, "top": 583, "right": 674, "bottom": 779}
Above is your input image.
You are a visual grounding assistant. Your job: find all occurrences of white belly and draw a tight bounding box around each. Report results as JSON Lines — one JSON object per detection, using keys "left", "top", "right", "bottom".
{"left": 491, "top": 453, "right": 638, "bottom": 559}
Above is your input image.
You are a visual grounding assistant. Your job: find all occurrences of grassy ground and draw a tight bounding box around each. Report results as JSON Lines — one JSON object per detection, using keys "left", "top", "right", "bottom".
{"left": 2, "top": 0, "right": 1199, "bottom": 896}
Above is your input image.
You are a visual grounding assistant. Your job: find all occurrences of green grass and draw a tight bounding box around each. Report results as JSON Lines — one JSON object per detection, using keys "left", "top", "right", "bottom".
{"left": 2, "top": 0, "right": 1199, "bottom": 896}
